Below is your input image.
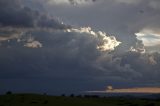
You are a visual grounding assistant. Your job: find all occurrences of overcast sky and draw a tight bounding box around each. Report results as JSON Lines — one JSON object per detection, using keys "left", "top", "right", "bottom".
{"left": 0, "top": 0, "right": 160, "bottom": 94}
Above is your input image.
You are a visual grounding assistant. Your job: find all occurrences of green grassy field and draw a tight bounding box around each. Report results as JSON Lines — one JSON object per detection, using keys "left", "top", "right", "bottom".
{"left": 0, "top": 93, "right": 160, "bottom": 106}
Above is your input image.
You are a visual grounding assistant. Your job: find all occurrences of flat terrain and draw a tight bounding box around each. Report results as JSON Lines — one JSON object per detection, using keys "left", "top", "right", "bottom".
{"left": 0, "top": 94, "right": 160, "bottom": 106}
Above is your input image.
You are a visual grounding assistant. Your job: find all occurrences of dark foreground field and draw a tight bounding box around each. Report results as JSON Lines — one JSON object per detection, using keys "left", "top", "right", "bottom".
{"left": 0, "top": 93, "right": 160, "bottom": 106}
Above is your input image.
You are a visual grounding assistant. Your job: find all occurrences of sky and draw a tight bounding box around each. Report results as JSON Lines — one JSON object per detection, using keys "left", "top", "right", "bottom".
{"left": 0, "top": 0, "right": 160, "bottom": 95}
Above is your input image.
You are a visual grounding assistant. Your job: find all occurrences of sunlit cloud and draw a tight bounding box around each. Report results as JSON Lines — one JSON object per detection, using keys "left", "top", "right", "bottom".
{"left": 24, "top": 36, "right": 42, "bottom": 48}
{"left": 0, "top": 30, "right": 23, "bottom": 42}
{"left": 66, "top": 27, "right": 121, "bottom": 51}
{"left": 135, "top": 28, "right": 160, "bottom": 47}
{"left": 129, "top": 46, "right": 146, "bottom": 53}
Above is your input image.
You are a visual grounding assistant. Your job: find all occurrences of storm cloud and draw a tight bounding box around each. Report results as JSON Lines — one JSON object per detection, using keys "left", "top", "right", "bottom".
{"left": 0, "top": 0, "right": 160, "bottom": 94}
{"left": 46, "top": 0, "right": 96, "bottom": 6}
{"left": 0, "top": 0, "right": 69, "bottom": 29}
{"left": 0, "top": 0, "right": 120, "bottom": 79}
{"left": 37, "top": 0, "right": 160, "bottom": 52}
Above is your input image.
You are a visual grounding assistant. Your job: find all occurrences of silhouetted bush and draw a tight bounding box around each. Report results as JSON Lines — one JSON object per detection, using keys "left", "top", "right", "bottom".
{"left": 84, "top": 95, "right": 99, "bottom": 98}
{"left": 76, "top": 95, "right": 82, "bottom": 98}
{"left": 20, "top": 96, "right": 25, "bottom": 103}
{"left": 43, "top": 93, "right": 47, "bottom": 95}
{"left": 103, "top": 96, "right": 106, "bottom": 98}
{"left": 6, "top": 91, "right": 12, "bottom": 95}
{"left": 145, "top": 103, "right": 155, "bottom": 106}
{"left": 70, "top": 94, "right": 74, "bottom": 97}
{"left": 84, "top": 95, "right": 90, "bottom": 98}
{"left": 43, "top": 100, "right": 48, "bottom": 104}
{"left": 30, "top": 101, "right": 38, "bottom": 104}
{"left": 61, "top": 94, "right": 66, "bottom": 97}
{"left": 92, "top": 95, "right": 99, "bottom": 98}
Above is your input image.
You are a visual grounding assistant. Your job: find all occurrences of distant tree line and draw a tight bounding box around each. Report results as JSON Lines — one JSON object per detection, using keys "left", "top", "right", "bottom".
{"left": 61, "top": 93, "right": 100, "bottom": 98}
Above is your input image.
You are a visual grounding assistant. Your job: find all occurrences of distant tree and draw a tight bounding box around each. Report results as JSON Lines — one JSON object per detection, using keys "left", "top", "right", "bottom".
{"left": 43, "top": 93, "right": 47, "bottom": 95}
{"left": 70, "top": 94, "right": 74, "bottom": 97}
{"left": 103, "top": 96, "right": 106, "bottom": 98}
{"left": 76, "top": 95, "right": 82, "bottom": 98}
{"left": 84, "top": 95, "right": 90, "bottom": 98}
{"left": 61, "top": 94, "right": 66, "bottom": 97}
{"left": 92, "top": 95, "right": 99, "bottom": 98}
{"left": 6, "top": 91, "right": 12, "bottom": 95}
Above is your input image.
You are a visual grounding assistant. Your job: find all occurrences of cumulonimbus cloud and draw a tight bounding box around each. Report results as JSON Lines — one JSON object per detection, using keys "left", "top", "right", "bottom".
{"left": 1, "top": 0, "right": 160, "bottom": 89}
{"left": 65, "top": 27, "right": 121, "bottom": 51}
{"left": 0, "top": 0, "right": 122, "bottom": 80}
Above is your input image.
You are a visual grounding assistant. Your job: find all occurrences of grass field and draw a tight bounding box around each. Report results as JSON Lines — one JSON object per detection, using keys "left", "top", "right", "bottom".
{"left": 0, "top": 93, "right": 160, "bottom": 106}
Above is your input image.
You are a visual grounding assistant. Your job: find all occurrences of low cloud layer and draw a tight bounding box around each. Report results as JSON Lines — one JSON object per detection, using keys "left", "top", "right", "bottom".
{"left": 106, "top": 86, "right": 160, "bottom": 94}
{"left": 88, "top": 86, "right": 160, "bottom": 94}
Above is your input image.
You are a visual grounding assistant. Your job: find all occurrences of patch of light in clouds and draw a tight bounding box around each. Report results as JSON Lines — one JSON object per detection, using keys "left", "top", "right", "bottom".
{"left": 87, "top": 86, "right": 160, "bottom": 94}
{"left": 106, "top": 87, "right": 160, "bottom": 94}
{"left": 66, "top": 27, "right": 121, "bottom": 51}
{"left": 135, "top": 28, "right": 160, "bottom": 46}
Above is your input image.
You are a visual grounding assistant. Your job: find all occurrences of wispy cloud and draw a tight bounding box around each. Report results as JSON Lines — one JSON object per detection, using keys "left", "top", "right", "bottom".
{"left": 107, "top": 87, "right": 160, "bottom": 94}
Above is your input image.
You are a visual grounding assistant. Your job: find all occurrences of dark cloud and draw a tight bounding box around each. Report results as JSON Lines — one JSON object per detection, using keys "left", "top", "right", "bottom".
{"left": 1, "top": 27, "right": 160, "bottom": 84}
{"left": 0, "top": 26, "right": 120, "bottom": 77}
{"left": 44, "top": 0, "right": 96, "bottom": 6}
{"left": 1, "top": 29, "right": 160, "bottom": 93}
{"left": 1, "top": 0, "right": 160, "bottom": 94}
{"left": 120, "top": 51, "right": 160, "bottom": 82}
{"left": 0, "top": 0, "right": 69, "bottom": 29}
{"left": 38, "top": 0, "right": 160, "bottom": 52}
